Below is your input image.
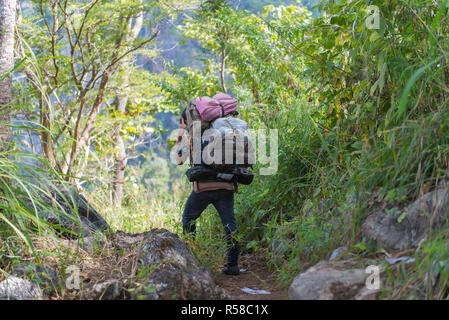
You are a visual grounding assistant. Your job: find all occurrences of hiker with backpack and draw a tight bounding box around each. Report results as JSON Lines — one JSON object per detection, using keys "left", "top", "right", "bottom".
{"left": 175, "top": 93, "right": 254, "bottom": 276}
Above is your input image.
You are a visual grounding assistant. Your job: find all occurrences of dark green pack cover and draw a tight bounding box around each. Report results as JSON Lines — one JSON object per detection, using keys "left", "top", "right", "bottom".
{"left": 186, "top": 166, "right": 253, "bottom": 185}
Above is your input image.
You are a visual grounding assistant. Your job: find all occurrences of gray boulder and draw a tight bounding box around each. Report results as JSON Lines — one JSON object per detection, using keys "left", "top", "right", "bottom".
{"left": 362, "top": 187, "right": 449, "bottom": 251}
{"left": 0, "top": 276, "right": 42, "bottom": 300}
{"left": 288, "top": 261, "right": 370, "bottom": 300}
{"left": 114, "top": 229, "right": 229, "bottom": 300}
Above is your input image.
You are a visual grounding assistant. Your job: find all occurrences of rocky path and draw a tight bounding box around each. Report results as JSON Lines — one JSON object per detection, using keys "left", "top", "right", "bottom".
{"left": 5, "top": 183, "right": 447, "bottom": 300}
{"left": 213, "top": 254, "right": 288, "bottom": 300}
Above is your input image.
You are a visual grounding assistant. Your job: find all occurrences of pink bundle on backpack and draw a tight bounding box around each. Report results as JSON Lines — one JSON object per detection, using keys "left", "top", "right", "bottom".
{"left": 195, "top": 93, "right": 238, "bottom": 122}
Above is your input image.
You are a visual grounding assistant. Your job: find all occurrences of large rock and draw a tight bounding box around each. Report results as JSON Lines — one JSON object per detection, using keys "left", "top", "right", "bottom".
{"left": 113, "top": 229, "right": 229, "bottom": 300}
{"left": 288, "top": 261, "right": 370, "bottom": 300}
{"left": 362, "top": 187, "right": 449, "bottom": 251}
{"left": 0, "top": 276, "right": 42, "bottom": 300}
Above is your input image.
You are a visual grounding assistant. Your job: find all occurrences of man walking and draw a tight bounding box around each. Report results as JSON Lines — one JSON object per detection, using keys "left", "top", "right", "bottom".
{"left": 175, "top": 109, "right": 240, "bottom": 276}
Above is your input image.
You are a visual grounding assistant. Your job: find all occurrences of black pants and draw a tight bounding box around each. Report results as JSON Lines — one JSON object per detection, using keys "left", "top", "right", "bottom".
{"left": 182, "top": 189, "right": 239, "bottom": 266}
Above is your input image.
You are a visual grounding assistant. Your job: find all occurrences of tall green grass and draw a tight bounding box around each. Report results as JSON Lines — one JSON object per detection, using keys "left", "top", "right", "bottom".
{"left": 220, "top": 0, "right": 449, "bottom": 292}
{"left": 0, "top": 36, "right": 90, "bottom": 276}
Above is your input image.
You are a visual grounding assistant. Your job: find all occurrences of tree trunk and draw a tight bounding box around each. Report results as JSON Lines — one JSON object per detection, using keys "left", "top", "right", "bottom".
{"left": 112, "top": 95, "right": 128, "bottom": 207}
{"left": 220, "top": 46, "right": 227, "bottom": 93}
{"left": 0, "top": 0, "right": 16, "bottom": 151}
{"left": 112, "top": 10, "right": 144, "bottom": 208}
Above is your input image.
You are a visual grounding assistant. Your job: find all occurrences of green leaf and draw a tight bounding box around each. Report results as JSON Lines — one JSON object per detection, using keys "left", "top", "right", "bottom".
{"left": 353, "top": 242, "right": 366, "bottom": 251}
{"left": 397, "top": 211, "right": 408, "bottom": 223}
{"left": 258, "top": 189, "right": 269, "bottom": 199}
{"left": 396, "top": 55, "right": 446, "bottom": 120}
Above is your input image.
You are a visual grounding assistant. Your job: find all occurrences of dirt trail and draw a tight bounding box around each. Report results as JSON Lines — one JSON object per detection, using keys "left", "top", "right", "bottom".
{"left": 213, "top": 254, "right": 288, "bottom": 300}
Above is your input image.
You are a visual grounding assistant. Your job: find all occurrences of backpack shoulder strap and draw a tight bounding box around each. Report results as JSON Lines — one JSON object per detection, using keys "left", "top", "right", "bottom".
{"left": 185, "top": 102, "right": 195, "bottom": 130}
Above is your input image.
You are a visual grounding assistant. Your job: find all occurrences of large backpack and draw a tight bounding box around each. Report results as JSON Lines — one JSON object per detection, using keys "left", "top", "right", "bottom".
{"left": 182, "top": 94, "right": 255, "bottom": 184}
{"left": 202, "top": 116, "right": 255, "bottom": 173}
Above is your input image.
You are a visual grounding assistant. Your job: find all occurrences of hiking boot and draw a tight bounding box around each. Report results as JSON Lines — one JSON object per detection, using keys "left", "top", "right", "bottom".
{"left": 227, "top": 244, "right": 239, "bottom": 268}
{"left": 222, "top": 265, "right": 240, "bottom": 276}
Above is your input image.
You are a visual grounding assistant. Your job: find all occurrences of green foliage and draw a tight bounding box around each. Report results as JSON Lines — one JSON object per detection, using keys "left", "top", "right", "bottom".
{"left": 0, "top": 149, "right": 90, "bottom": 272}
{"left": 16, "top": 0, "right": 183, "bottom": 182}
{"left": 165, "top": 0, "right": 449, "bottom": 292}
{"left": 139, "top": 153, "right": 170, "bottom": 192}
{"left": 155, "top": 63, "right": 222, "bottom": 106}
